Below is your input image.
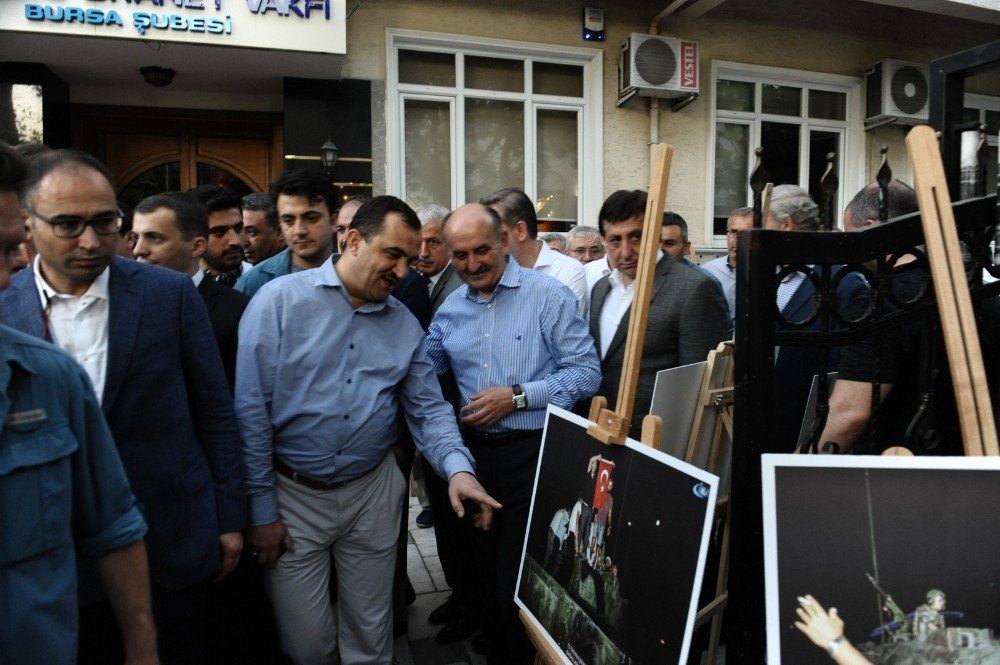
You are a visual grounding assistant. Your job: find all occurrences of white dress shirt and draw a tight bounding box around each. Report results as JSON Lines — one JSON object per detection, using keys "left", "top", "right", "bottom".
{"left": 596, "top": 250, "right": 662, "bottom": 359}
{"left": 532, "top": 241, "right": 588, "bottom": 315}
{"left": 584, "top": 256, "right": 611, "bottom": 294}
{"left": 32, "top": 256, "right": 110, "bottom": 403}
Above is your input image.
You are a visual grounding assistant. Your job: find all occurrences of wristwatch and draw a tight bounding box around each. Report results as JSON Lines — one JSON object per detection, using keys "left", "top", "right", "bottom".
{"left": 511, "top": 384, "right": 527, "bottom": 410}
{"left": 826, "top": 635, "right": 845, "bottom": 657}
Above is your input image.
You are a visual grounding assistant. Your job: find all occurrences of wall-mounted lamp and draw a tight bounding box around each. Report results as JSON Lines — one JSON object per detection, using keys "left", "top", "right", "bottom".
{"left": 140, "top": 66, "right": 176, "bottom": 88}
{"left": 319, "top": 140, "right": 339, "bottom": 172}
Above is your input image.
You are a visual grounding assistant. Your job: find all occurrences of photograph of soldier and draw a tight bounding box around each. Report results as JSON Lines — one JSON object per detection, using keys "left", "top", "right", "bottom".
{"left": 516, "top": 407, "right": 717, "bottom": 665}
{"left": 764, "top": 456, "right": 1000, "bottom": 665}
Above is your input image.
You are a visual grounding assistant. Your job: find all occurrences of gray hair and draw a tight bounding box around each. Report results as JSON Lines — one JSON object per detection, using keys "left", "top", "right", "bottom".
{"left": 770, "top": 185, "right": 821, "bottom": 231}
{"left": 415, "top": 203, "right": 450, "bottom": 227}
{"left": 568, "top": 225, "right": 601, "bottom": 241}
{"left": 539, "top": 232, "right": 567, "bottom": 250}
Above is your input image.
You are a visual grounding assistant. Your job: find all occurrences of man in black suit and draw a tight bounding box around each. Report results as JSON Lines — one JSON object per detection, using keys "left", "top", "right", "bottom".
{"left": 415, "top": 203, "right": 464, "bottom": 314}
{"left": 588, "top": 190, "right": 729, "bottom": 438}
{"left": 132, "top": 192, "right": 250, "bottom": 391}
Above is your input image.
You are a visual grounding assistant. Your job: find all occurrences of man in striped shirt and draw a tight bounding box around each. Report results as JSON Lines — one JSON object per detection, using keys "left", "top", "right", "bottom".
{"left": 427, "top": 203, "right": 600, "bottom": 664}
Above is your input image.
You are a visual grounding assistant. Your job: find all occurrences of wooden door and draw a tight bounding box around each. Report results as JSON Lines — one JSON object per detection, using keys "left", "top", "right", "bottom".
{"left": 72, "top": 105, "right": 283, "bottom": 207}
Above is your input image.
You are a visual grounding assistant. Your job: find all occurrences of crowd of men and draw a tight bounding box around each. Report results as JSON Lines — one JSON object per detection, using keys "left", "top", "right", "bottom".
{"left": 0, "top": 135, "right": 970, "bottom": 665}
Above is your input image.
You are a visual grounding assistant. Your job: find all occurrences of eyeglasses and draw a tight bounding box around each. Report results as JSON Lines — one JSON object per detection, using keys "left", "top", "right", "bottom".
{"left": 28, "top": 206, "right": 122, "bottom": 238}
{"left": 570, "top": 246, "right": 605, "bottom": 258}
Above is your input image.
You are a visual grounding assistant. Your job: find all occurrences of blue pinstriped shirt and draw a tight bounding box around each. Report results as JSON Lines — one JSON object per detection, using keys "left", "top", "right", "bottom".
{"left": 426, "top": 259, "right": 601, "bottom": 432}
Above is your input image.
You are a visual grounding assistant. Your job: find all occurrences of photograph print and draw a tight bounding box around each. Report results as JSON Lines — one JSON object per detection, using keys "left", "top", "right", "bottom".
{"left": 763, "top": 454, "right": 1000, "bottom": 664}
{"left": 516, "top": 406, "right": 718, "bottom": 665}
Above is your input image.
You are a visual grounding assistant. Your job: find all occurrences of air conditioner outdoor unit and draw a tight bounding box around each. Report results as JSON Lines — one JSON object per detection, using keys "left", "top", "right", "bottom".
{"left": 864, "top": 59, "right": 930, "bottom": 127}
{"left": 618, "top": 33, "right": 699, "bottom": 101}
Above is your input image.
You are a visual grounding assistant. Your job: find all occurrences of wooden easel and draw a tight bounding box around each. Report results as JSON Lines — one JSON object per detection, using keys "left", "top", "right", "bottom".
{"left": 684, "top": 341, "right": 734, "bottom": 665}
{"left": 905, "top": 125, "right": 999, "bottom": 456}
{"left": 521, "top": 143, "right": 674, "bottom": 664}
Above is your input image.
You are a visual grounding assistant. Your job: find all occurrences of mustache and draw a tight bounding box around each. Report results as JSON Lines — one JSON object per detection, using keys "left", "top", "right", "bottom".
{"left": 467, "top": 265, "right": 490, "bottom": 276}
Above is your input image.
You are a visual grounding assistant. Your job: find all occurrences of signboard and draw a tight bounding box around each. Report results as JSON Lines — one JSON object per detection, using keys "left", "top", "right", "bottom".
{"left": 0, "top": 0, "right": 346, "bottom": 55}
{"left": 516, "top": 406, "right": 718, "bottom": 664}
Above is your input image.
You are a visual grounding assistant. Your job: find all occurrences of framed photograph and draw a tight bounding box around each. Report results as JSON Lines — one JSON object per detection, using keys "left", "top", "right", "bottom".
{"left": 763, "top": 454, "right": 1000, "bottom": 664}
{"left": 516, "top": 406, "right": 719, "bottom": 665}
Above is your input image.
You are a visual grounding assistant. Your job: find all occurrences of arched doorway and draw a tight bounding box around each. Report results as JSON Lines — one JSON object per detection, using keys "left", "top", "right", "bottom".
{"left": 71, "top": 105, "right": 282, "bottom": 204}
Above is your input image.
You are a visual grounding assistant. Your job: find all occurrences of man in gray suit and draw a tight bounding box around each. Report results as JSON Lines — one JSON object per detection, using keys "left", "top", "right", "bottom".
{"left": 414, "top": 203, "right": 464, "bottom": 314}
{"left": 588, "top": 190, "right": 729, "bottom": 437}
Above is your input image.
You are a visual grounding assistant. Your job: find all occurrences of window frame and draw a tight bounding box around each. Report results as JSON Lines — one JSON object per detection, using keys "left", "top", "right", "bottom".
{"left": 706, "top": 61, "right": 864, "bottom": 246}
{"left": 386, "top": 28, "right": 602, "bottom": 224}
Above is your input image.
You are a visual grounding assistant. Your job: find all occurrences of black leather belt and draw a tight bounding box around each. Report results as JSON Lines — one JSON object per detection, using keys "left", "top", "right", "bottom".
{"left": 467, "top": 428, "right": 543, "bottom": 443}
{"left": 274, "top": 456, "right": 374, "bottom": 491}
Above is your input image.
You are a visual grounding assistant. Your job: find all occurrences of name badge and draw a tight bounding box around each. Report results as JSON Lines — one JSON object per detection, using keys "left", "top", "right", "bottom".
{"left": 7, "top": 408, "right": 48, "bottom": 427}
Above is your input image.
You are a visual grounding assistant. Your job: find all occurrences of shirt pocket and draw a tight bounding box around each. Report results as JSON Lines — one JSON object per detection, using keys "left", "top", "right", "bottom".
{"left": 0, "top": 424, "right": 78, "bottom": 565}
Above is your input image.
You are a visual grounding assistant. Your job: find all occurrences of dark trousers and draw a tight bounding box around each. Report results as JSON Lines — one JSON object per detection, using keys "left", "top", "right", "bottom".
{"left": 421, "top": 453, "right": 480, "bottom": 616}
{"left": 79, "top": 579, "right": 208, "bottom": 665}
{"left": 467, "top": 428, "right": 543, "bottom": 665}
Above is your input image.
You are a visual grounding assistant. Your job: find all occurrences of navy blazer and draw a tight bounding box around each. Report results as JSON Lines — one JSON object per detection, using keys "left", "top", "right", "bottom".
{"left": 0, "top": 257, "right": 247, "bottom": 589}
{"left": 197, "top": 276, "right": 250, "bottom": 391}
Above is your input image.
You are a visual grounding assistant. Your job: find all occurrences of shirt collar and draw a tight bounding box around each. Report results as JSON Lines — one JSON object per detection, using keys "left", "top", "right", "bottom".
{"left": 191, "top": 270, "right": 205, "bottom": 288}
{"left": 607, "top": 250, "right": 663, "bottom": 290}
{"left": 533, "top": 242, "right": 558, "bottom": 270}
{"left": 317, "top": 254, "right": 390, "bottom": 313}
{"left": 32, "top": 254, "right": 110, "bottom": 303}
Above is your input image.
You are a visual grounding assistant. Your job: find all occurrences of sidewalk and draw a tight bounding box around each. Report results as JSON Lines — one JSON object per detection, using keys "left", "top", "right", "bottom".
{"left": 392, "top": 497, "right": 486, "bottom": 665}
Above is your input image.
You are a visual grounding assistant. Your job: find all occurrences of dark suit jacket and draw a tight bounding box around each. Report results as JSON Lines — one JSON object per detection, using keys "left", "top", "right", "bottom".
{"left": 392, "top": 267, "right": 432, "bottom": 332}
{"left": 0, "top": 258, "right": 247, "bottom": 589}
{"left": 772, "top": 268, "right": 868, "bottom": 452}
{"left": 197, "top": 276, "right": 251, "bottom": 391}
{"left": 429, "top": 263, "right": 464, "bottom": 316}
{"left": 589, "top": 256, "right": 729, "bottom": 435}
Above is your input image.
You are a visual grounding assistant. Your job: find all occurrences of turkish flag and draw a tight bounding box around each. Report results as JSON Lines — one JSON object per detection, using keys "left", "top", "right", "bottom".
{"left": 592, "top": 459, "right": 615, "bottom": 510}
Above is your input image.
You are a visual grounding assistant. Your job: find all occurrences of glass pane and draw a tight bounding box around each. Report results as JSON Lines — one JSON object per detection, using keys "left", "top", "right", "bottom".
{"left": 0, "top": 84, "right": 43, "bottom": 144}
{"left": 465, "top": 99, "right": 524, "bottom": 205}
{"left": 761, "top": 121, "right": 800, "bottom": 186}
{"left": 196, "top": 163, "right": 252, "bottom": 198}
{"left": 533, "top": 62, "right": 584, "bottom": 97}
{"left": 987, "top": 146, "right": 997, "bottom": 196}
{"left": 716, "top": 79, "right": 753, "bottom": 112}
{"left": 399, "top": 50, "right": 455, "bottom": 87}
{"left": 808, "top": 131, "right": 841, "bottom": 227}
{"left": 465, "top": 56, "right": 523, "bottom": 93}
{"left": 808, "top": 90, "right": 846, "bottom": 121}
{"left": 405, "top": 99, "right": 452, "bottom": 207}
{"left": 963, "top": 107, "right": 980, "bottom": 124}
{"left": 713, "top": 122, "right": 750, "bottom": 219}
{"left": 986, "top": 110, "right": 1000, "bottom": 138}
{"left": 536, "top": 109, "right": 578, "bottom": 224}
{"left": 762, "top": 84, "right": 801, "bottom": 116}
{"left": 117, "top": 162, "right": 181, "bottom": 209}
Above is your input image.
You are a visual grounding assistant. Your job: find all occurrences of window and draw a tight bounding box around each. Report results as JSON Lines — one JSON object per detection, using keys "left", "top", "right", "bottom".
{"left": 962, "top": 93, "right": 1000, "bottom": 197}
{"left": 387, "top": 30, "right": 602, "bottom": 229}
{"left": 709, "top": 62, "right": 863, "bottom": 241}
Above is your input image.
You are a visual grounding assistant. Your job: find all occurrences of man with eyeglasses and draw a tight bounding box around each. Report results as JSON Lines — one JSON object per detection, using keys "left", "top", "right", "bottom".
{"left": 0, "top": 149, "right": 246, "bottom": 665}
{"left": 700, "top": 207, "right": 752, "bottom": 326}
{"left": 567, "top": 225, "right": 605, "bottom": 265}
{"left": 587, "top": 190, "right": 729, "bottom": 438}
{"left": 189, "top": 186, "right": 250, "bottom": 287}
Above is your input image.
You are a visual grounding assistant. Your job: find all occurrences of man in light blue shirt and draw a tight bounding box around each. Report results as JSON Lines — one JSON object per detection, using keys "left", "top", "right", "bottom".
{"left": 235, "top": 195, "right": 498, "bottom": 664}
{"left": 426, "top": 203, "right": 600, "bottom": 664}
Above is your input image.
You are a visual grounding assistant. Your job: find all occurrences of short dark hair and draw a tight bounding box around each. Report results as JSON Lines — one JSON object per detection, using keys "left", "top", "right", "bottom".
{"left": 350, "top": 195, "right": 420, "bottom": 241}
{"left": 442, "top": 204, "right": 504, "bottom": 241}
{"left": 598, "top": 190, "right": 647, "bottom": 235}
{"left": 662, "top": 211, "right": 688, "bottom": 243}
{"left": 338, "top": 194, "right": 372, "bottom": 217}
{"left": 19, "top": 149, "right": 115, "bottom": 205}
{"left": 269, "top": 168, "right": 337, "bottom": 216}
{"left": 845, "top": 179, "right": 918, "bottom": 229}
{"left": 135, "top": 192, "right": 209, "bottom": 240}
{"left": 480, "top": 188, "right": 538, "bottom": 239}
{"left": 0, "top": 141, "right": 28, "bottom": 194}
{"left": 187, "top": 185, "right": 242, "bottom": 215}
{"left": 242, "top": 192, "right": 279, "bottom": 231}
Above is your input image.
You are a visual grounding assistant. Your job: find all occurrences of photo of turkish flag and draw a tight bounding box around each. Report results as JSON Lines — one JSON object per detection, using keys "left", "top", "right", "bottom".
{"left": 592, "top": 458, "right": 615, "bottom": 510}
